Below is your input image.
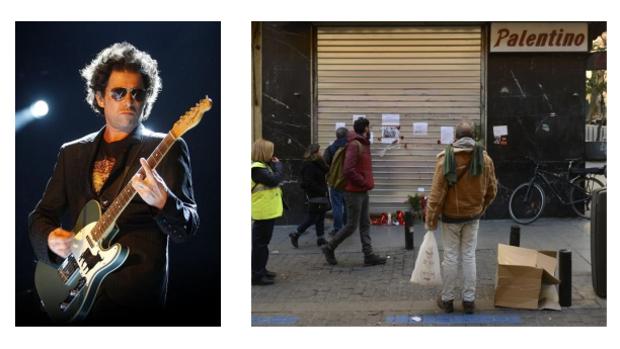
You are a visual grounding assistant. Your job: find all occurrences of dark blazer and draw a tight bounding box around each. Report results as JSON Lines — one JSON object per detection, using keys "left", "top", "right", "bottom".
{"left": 28, "top": 124, "right": 199, "bottom": 313}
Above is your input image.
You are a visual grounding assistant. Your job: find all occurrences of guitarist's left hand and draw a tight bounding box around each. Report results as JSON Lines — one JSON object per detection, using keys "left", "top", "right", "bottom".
{"left": 132, "top": 157, "right": 169, "bottom": 210}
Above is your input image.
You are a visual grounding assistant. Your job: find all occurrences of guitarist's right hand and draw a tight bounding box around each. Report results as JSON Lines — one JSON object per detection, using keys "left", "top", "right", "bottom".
{"left": 47, "top": 228, "right": 75, "bottom": 258}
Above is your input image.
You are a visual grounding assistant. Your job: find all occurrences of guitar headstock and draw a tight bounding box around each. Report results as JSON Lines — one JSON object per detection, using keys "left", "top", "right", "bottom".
{"left": 171, "top": 96, "right": 213, "bottom": 138}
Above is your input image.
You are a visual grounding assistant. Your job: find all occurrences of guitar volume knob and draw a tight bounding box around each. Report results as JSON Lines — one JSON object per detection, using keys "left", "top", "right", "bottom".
{"left": 59, "top": 302, "right": 70, "bottom": 312}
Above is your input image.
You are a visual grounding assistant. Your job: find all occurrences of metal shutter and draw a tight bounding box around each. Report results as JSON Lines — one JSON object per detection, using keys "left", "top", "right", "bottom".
{"left": 316, "top": 25, "right": 483, "bottom": 214}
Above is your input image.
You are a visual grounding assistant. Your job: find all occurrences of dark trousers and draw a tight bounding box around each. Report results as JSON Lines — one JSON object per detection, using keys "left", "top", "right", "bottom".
{"left": 85, "top": 288, "right": 165, "bottom": 325}
{"left": 327, "top": 191, "right": 373, "bottom": 256}
{"left": 295, "top": 210, "right": 326, "bottom": 238}
{"left": 252, "top": 218, "right": 276, "bottom": 280}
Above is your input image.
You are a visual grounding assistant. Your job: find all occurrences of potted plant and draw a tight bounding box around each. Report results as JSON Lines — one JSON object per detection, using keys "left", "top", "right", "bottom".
{"left": 407, "top": 193, "right": 426, "bottom": 223}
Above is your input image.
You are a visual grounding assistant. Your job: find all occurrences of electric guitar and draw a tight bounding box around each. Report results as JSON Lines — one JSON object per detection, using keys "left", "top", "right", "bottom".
{"left": 34, "top": 97, "right": 213, "bottom": 323}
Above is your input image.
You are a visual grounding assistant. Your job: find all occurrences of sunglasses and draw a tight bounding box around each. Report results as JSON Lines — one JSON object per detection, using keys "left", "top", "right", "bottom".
{"left": 109, "top": 87, "right": 147, "bottom": 102}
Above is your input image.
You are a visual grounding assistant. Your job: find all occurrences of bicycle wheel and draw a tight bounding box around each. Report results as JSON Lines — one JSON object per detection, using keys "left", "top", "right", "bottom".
{"left": 509, "top": 182, "right": 545, "bottom": 224}
{"left": 569, "top": 176, "right": 604, "bottom": 219}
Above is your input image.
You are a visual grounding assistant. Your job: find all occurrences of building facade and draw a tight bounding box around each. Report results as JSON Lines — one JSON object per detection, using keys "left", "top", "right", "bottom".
{"left": 252, "top": 22, "right": 606, "bottom": 223}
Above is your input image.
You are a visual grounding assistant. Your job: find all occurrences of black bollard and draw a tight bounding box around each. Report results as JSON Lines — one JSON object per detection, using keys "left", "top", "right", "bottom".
{"left": 510, "top": 225, "right": 520, "bottom": 247}
{"left": 559, "top": 249, "right": 572, "bottom": 307}
{"left": 404, "top": 211, "right": 414, "bottom": 250}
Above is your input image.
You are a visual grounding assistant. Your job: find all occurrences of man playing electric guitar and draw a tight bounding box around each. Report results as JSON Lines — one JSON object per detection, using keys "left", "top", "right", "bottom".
{"left": 28, "top": 42, "right": 200, "bottom": 324}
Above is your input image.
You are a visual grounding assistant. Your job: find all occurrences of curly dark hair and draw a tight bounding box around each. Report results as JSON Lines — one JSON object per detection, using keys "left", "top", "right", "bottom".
{"left": 80, "top": 42, "right": 162, "bottom": 120}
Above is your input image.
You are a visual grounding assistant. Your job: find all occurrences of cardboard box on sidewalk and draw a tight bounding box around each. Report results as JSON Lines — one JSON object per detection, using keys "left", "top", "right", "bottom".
{"left": 494, "top": 244, "right": 561, "bottom": 310}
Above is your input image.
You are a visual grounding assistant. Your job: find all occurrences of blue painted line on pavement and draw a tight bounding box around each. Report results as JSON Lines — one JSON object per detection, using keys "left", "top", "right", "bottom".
{"left": 252, "top": 315, "right": 300, "bottom": 326}
{"left": 385, "top": 315, "right": 415, "bottom": 324}
{"left": 385, "top": 314, "right": 522, "bottom": 325}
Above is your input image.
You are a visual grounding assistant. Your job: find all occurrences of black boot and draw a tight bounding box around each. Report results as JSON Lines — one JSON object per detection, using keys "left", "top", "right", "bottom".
{"left": 321, "top": 244, "right": 337, "bottom": 265}
{"left": 462, "top": 301, "right": 475, "bottom": 314}
{"left": 437, "top": 297, "right": 454, "bottom": 313}
{"left": 289, "top": 232, "right": 299, "bottom": 248}
{"left": 252, "top": 276, "right": 275, "bottom": 286}
{"left": 363, "top": 254, "right": 387, "bottom": 266}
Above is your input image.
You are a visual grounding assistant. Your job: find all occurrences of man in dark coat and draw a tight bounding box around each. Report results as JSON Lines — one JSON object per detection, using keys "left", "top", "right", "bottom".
{"left": 28, "top": 42, "right": 199, "bottom": 324}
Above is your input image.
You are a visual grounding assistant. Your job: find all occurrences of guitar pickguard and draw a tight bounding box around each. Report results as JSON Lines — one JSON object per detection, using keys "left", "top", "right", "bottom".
{"left": 80, "top": 248, "right": 103, "bottom": 273}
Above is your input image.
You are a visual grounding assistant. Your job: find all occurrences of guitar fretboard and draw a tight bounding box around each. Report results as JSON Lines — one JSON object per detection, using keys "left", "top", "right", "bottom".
{"left": 90, "top": 132, "right": 177, "bottom": 243}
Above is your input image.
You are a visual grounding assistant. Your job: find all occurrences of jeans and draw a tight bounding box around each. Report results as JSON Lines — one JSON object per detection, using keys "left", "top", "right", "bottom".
{"left": 327, "top": 191, "right": 372, "bottom": 256}
{"left": 296, "top": 210, "right": 325, "bottom": 238}
{"left": 252, "top": 218, "right": 276, "bottom": 280}
{"left": 440, "top": 220, "right": 479, "bottom": 302}
{"left": 329, "top": 187, "right": 346, "bottom": 232}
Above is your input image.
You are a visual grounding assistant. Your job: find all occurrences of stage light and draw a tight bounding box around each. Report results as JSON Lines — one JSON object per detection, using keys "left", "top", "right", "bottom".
{"left": 30, "top": 100, "right": 49, "bottom": 118}
{"left": 16, "top": 99, "right": 51, "bottom": 132}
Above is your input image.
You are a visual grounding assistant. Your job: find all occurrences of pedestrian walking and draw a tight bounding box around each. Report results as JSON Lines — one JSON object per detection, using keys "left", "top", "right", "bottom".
{"left": 323, "top": 127, "right": 348, "bottom": 236}
{"left": 321, "top": 118, "right": 386, "bottom": 266}
{"left": 289, "top": 144, "right": 330, "bottom": 248}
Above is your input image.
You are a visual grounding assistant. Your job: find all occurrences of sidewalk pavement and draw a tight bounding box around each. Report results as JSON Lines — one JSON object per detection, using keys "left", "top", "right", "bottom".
{"left": 252, "top": 218, "right": 606, "bottom": 326}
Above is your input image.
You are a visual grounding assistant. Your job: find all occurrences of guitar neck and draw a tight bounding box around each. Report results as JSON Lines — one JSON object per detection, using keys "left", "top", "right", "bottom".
{"left": 90, "top": 132, "right": 178, "bottom": 243}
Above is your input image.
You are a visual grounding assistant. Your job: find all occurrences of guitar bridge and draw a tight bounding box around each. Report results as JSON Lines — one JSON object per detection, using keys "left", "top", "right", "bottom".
{"left": 57, "top": 254, "right": 80, "bottom": 285}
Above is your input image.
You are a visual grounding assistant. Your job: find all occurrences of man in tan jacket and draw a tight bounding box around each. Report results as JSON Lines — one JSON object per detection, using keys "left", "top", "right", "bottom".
{"left": 425, "top": 120, "right": 497, "bottom": 314}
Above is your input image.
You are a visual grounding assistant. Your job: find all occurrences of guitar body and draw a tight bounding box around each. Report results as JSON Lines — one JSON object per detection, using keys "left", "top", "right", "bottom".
{"left": 34, "top": 200, "right": 129, "bottom": 323}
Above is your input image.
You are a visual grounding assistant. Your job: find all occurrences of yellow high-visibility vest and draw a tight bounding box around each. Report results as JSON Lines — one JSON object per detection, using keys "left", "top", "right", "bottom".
{"left": 251, "top": 162, "right": 283, "bottom": 220}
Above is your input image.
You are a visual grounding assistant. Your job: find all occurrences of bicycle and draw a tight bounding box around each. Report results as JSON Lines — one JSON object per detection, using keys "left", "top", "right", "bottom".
{"left": 508, "top": 158, "right": 605, "bottom": 224}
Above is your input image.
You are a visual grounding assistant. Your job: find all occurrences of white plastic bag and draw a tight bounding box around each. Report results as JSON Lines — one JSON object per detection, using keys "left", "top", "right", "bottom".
{"left": 410, "top": 231, "right": 442, "bottom": 286}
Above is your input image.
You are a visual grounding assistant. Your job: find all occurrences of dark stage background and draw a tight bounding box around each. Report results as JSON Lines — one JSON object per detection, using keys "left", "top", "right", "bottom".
{"left": 15, "top": 22, "right": 221, "bottom": 326}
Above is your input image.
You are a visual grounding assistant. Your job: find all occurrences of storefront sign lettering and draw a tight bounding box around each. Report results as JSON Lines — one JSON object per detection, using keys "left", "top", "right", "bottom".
{"left": 491, "top": 23, "right": 587, "bottom": 52}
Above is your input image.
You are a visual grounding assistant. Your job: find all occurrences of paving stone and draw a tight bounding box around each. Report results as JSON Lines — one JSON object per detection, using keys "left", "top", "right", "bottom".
{"left": 252, "top": 218, "right": 606, "bottom": 326}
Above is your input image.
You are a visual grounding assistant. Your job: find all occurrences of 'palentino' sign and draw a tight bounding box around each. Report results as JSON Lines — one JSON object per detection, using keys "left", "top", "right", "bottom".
{"left": 491, "top": 23, "right": 588, "bottom": 52}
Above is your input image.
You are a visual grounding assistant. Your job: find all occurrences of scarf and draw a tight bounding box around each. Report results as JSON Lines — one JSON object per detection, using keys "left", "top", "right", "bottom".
{"left": 443, "top": 137, "right": 484, "bottom": 186}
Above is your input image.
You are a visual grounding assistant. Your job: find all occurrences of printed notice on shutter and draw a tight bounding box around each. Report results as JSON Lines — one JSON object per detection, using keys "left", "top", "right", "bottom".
{"left": 440, "top": 127, "right": 454, "bottom": 145}
{"left": 413, "top": 122, "right": 428, "bottom": 136}
{"left": 382, "top": 114, "right": 400, "bottom": 126}
{"left": 335, "top": 122, "right": 346, "bottom": 130}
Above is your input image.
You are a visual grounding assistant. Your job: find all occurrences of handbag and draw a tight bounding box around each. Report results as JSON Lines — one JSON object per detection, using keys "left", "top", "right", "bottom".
{"left": 307, "top": 196, "right": 331, "bottom": 212}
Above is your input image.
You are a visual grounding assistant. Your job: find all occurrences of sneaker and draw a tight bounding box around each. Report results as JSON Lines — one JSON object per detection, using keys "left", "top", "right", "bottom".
{"left": 363, "top": 254, "right": 387, "bottom": 266}
{"left": 317, "top": 237, "right": 327, "bottom": 246}
{"left": 265, "top": 270, "right": 277, "bottom": 279}
{"left": 321, "top": 244, "right": 337, "bottom": 265}
{"left": 289, "top": 232, "right": 299, "bottom": 248}
{"left": 462, "top": 300, "right": 475, "bottom": 314}
{"left": 436, "top": 297, "right": 454, "bottom": 313}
